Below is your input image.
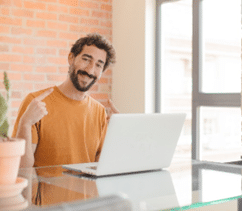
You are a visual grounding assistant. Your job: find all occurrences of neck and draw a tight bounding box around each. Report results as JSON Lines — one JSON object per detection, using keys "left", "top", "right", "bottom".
{"left": 57, "top": 79, "right": 87, "bottom": 101}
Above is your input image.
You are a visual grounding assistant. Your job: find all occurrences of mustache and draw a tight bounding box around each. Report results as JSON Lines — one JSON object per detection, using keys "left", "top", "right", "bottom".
{"left": 77, "top": 70, "right": 97, "bottom": 80}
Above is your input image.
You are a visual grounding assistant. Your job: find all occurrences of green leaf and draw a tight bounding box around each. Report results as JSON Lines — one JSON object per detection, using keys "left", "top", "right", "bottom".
{"left": 0, "top": 118, "right": 9, "bottom": 138}
{"left": 3, "top": 71, "right": 10, "bottom": 101}
{"left": 0, "top": 94, "right": 7, "bottom": 126}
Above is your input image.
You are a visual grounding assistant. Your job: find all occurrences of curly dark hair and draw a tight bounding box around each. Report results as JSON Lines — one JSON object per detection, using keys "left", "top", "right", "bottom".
{"left": 70, "top": 33, "right": 116, "bottom": 71}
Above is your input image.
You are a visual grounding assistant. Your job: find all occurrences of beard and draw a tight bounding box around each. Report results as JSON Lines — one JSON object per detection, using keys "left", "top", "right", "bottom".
{"left": 69, "top": 66, "right": 97, "bottom": 92}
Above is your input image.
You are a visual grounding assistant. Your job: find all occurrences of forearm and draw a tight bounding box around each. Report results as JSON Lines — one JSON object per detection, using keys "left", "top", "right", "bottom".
{"left": 16, "top": 118, "right": 35, "bottom": 168}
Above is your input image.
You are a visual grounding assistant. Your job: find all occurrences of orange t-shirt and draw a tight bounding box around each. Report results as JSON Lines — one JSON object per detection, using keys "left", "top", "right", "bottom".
{"left": 12, "top": 86, "right": 107, "bottom": 167}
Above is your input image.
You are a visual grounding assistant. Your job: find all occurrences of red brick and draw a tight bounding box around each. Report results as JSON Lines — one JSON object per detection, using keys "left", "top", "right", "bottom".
{"left": 11, "top": 27, "right": 32, "bottom": 35}
{"left": 7, "top": 72, "right": 22, "bottom": 80}
{"left": 35, "top": 56, "right": 46, "bottom": 65}
{"left": 59, "top": 14, "right": 79, "bottom": 23}
{"left": 12, "top": 46, "right": 34, "bottom": 54}
{"left": 34, "top": 83, "right": 55, "bottom": 90}
{"left": 12, "top": 9, "right": 34, "bottom": 18}
{"left": 46, "top": 39, "right": 67, "bottom": 48}
{"left": 37, "top": 48, "right": 56, "bottom": 55}
{"left": 36, "top": 30, "right": 57, "bottom": 38}
{"left": 0, "top": 63, "right": 9, "bottom": 70}
{"left": 100, "top": 20, "right": 112, "bottom": 28}
{"left": 1, "top": 8, "right": 10, "bottom": 15}
{"left": 92, "top": 11, "right": 112, "bottom": 19}
{"left": 70, "top": 8, "right": 90, "bottom": 16}
{"left": 0, "top": 25, "right": 10, "bottom": 33}
{"left": 100, "top": 100, "right": 110, "bottom": 108}
{"left": 103, "top": 68, "right": 112, "bottom": 76}
{"left": 98, "top": 84, "right": 111, "bottom": 93}
{"left": 90, "top": 28, "right": 111, "bottom": 36}
{"left": 0, "top": 54, "right": 22, "bottom": 62}
{"left": 80, "top": 18, "right": 99, "bottom": 26}
{"left": 47, "top": 21, "right": 68, "bottom": 31}
{"left": 36, "top": 66, "right": 57, "bottom": 73}
{"left": 23, "top": 56, "right": 36, "bottom": 63}
{"left": 37, "top": 0, "right": 56, "bottom": 3}
{"left": 0, "top": 0, "right": 22, "bottom": 7}
{"left": 47, "top": 74, "right": 66, "bottom": 82}
{"left": 0, "top": 16, "right": 22, "bottom": 26}
{"left": 91, "top": 0, "right": 110, "bottom": 2}
{"left": 47, "top": 4, "right": 68, "bottom": 13}
{"left": 36, "top": 12, "right": 57, "bottom": 20}
{"left": 79, "top": 1, "right": 99, "bottom": 9}
{"left": 48, "top": 57, "right": 68, "bottom": 65}
{"left": 13, "top": 0, "right": 22, "bottom": 7}
{"left": 12, "top": 82, "right": 33, "bottom": 91}
{"left": 58, "top": 66, "right": 68, "bottom": 73}
{"left": 89, "top": 84, "right": 98, "bottom": 92}
{"left": 26, "top": 20, "right": 45, "bottom": 28}
{"left": 90, "top": 93, "right": 108, "bottom": 99}
{"left": 59, "top": 49, "right": 69, "bottom": 56}
{"left": 23, "top": 38, "right": 46, "bottom": 46}
{"left": 101, "top": 4, "right": 112, "bottom": 12}
{"left": 0, "top": 45, "right": 9, "bottom": 52}
{"left": 0, "top": 36, "right": 21, "bottom": 44}
{"left": 59, "top": 0, "right": 78, "bottom": 7}
{"left": 12, "top": 110, "right": 18, "bottom": 116}
{"left": 97, "top": 77, "right": 108, "bottom": 84}
{"left": 24, "top": 1, "right": 46, "bottom": 10}
{"left": 59, "top": 32, "right": 78, "bottom": 40}
{"left": 11, "top": 91, "right": 22, "bottom": 99}
{"left": 11, "top": 100, "right": 22, "bottom": 108}
{"left": 10, "top": 64, "right": 33, "bottom": 72}
{"left": 69, "top": 25, "right": 90, "bottom": 33}
{"left": 0, "top": 0, "right": 11, "bottom": 6}
{"left": 24, "top": 73, "right": 45, "bottom": 81}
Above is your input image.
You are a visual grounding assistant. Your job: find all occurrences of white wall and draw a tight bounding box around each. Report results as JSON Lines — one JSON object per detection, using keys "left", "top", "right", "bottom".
{"left": 112, "top": 0, "right": 156, "bottom": 113}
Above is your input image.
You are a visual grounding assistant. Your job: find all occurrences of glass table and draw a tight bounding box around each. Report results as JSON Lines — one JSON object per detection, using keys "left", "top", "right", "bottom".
{"left": 2, "top": 160, "right": 241, "bottom": 211}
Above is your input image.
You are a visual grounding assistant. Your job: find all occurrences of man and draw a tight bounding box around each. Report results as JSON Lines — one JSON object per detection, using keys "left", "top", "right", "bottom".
{"left": 12, "top": 33, "right": 118, "bottom": 168}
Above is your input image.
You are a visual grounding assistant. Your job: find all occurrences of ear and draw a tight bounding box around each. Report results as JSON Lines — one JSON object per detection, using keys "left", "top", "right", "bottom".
{"left": 68, "top": 52, "right": 75, "bottom": 65}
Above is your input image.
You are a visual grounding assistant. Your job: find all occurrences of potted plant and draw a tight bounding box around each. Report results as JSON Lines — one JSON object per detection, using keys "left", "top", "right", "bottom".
{"left": 0, "top": 72, "right": 26, "bottom": 185}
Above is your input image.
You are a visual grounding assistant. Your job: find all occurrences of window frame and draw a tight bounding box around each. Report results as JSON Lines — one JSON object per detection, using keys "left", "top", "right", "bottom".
{"left": 155, "top": 0, "right": 242, "bottom": 160}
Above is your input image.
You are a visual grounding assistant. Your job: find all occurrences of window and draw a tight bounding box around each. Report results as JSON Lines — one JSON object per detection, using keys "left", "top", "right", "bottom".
{"left": 156, "top": 0, "right": 242, "bottom": 162}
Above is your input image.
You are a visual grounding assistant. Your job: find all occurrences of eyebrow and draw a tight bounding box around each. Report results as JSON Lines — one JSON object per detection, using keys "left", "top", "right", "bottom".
{"left": 82, "top": 54, "right": 105, "bottom": 64}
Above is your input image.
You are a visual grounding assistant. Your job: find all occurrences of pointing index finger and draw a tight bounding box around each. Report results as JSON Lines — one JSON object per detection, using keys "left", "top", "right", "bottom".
{"left": 35, "top": 88, "right": 54, "bottom": 101}
{"left": 108, "top": 99, "right": 119, "bottom": 113}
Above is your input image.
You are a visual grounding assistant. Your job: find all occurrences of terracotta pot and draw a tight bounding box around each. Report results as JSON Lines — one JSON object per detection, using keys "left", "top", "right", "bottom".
{"left": 0, "top": 138, "right": 25, "bottom": 185}
{"left": 0, "top": 194, "right": 28, "bottom": 210}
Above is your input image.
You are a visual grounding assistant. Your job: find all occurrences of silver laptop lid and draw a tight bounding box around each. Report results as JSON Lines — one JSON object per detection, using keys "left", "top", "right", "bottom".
{"left": 96, "top": 113, "right": 186, "bottom": 176}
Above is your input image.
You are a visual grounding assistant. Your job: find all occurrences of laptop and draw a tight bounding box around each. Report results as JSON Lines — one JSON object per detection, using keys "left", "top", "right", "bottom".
{"left": 63, "top": 113, "right": 186, "bottom": 177}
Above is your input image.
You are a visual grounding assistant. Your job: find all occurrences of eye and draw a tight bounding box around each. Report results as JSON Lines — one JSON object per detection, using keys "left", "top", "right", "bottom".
{"left": 82, "top": 57, "right": 89, "bottom": 61}
{"left": 96, "top": 63, "right": 101, "bottom": 68}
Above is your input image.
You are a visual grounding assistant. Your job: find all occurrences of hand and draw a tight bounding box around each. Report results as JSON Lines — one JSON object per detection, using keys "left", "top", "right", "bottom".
{"left": 20, "top": 88, "right": 54, "bottom": 126}
{"left": 106, "top": 99, "right": 119, "bottom": 123}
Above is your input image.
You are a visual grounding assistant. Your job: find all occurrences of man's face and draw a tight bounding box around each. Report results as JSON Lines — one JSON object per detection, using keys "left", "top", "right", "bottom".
{"left": 68, "top": 45, "right": 107, "bottom": 92}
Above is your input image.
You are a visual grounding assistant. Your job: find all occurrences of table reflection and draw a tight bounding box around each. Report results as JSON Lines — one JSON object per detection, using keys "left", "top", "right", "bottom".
{"left": 15, "top": 160, "right": 241, "bottom": 211}
{"left": 64, "top": 169, "right": 179, "bottom": 210}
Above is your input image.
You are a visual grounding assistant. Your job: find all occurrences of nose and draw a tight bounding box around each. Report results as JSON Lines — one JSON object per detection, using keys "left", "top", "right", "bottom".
{"left": 84, "top": 61, "right": 95, "bottom": 75}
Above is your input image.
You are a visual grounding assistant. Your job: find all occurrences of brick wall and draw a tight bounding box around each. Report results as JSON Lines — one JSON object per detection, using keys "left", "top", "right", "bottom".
{"left": 0, "top": 0, "right": 113, "bottom": 133}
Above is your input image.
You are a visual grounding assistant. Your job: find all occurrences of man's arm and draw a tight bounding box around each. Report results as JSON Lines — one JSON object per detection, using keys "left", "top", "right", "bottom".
{"left": 16, "top": 117, "right": 37, "bottom": 168}
{"left": 15, "top": 88, "right": 53, "bottom": 168}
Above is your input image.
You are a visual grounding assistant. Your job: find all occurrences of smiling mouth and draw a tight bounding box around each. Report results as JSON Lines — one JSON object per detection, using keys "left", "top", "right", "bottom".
{"left": 78, "top": 74, "right": 91, "bottom": 84}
